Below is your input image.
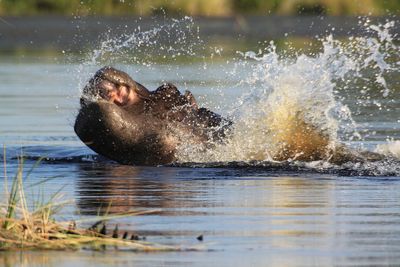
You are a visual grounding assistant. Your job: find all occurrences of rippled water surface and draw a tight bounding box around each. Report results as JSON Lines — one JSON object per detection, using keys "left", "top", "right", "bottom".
{"left": 1, "top": 29, "right": 400, "bottom": 267}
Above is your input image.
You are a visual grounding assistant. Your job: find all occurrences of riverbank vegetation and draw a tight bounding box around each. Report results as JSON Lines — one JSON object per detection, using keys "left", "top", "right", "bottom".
{"left": 0, "top": 157, "right": 178, "bottom": 251}
{"left": 0, "top": 0, "right": 398, "bottom": 17}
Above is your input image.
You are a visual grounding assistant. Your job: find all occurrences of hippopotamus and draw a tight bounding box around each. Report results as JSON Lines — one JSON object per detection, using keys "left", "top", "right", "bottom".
{"left": 74, "top": 66, "right": 231, "bottom": 165}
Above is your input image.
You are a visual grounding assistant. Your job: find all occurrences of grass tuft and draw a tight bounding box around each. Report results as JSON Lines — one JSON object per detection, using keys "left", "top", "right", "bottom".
{"left": 0, "top": 154, "right": 185, "bottom": 251}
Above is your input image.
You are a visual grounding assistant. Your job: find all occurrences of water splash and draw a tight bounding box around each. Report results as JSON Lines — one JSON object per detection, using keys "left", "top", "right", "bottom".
{"left": 73, "top": 17, "right": 399, "bottom": 174}
{"left": 376, "top": 140, "right": 400, "bottom": 159}
{"left": 74, "top": 16, "right": 202, "bottom": 98}
{"left": 176, "top": 19, "right": 400, "bottom": 166}
{"left": 89, "top": 16, "right": 200, "bottom": 65}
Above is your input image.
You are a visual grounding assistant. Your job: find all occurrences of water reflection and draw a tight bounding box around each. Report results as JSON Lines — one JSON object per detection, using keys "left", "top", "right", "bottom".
{"left": 76, "top": 164, "right": 222, "bottom": 215}
{"left": 68, "top": 168, "right": 400, "bottom": 266}
{"left": 1, "top": 160, "right": 399, "bottom": 265}
{"left": 0, "top": 251, "right": 54, "bottom": 267}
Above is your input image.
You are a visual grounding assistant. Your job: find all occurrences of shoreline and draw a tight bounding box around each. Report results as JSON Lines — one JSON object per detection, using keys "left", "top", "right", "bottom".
{"left": 0, "top": 15, "right": 398, "bottom": 51}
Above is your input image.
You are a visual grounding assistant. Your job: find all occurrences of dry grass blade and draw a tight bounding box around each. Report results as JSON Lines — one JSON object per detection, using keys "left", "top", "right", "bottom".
{"left": 0, "top": 156, "right": 196, "bottom": 252}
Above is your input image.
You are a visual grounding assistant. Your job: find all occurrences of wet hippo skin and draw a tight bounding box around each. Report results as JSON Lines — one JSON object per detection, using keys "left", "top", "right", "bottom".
{"left": 74, "top": 100, "right": 176, "bottom": 165}
{"left": 74, "top": 67, "right": 231, "bottom": 165}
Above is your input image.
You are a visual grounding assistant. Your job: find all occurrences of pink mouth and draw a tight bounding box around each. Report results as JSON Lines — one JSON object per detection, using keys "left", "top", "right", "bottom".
{"left": 97, "top": 80, "right": 117, "bottom": 100}
{"left": 97, "top": 80, "right": 131, "bottom": 106}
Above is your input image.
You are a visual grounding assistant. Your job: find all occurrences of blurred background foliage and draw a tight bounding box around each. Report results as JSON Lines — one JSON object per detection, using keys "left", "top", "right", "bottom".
{"left": 0, "top": 0, "right": 398, "bottom": 16}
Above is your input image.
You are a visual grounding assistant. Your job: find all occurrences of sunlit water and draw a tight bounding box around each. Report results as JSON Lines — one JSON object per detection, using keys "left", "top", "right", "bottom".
{"left": 1, "top": 17, "right": 400, "bottom": 266}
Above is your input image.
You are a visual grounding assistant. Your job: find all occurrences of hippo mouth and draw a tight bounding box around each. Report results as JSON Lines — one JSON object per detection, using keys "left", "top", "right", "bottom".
{"left": 82, "top": 66, "right": 151, "bottom": 106}
{"left": 96, "top": 67, "right": 151, "bottom": 99}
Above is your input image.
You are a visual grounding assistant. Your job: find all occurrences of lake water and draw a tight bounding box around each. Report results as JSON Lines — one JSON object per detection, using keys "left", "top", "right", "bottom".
{"left": 1, "top": 18, "right": 400, "bottom": 266}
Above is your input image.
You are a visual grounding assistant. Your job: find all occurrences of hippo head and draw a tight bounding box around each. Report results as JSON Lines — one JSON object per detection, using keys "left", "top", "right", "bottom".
{"left": 75, "top": 66, "right": 232, "bottom": 165}
{"left": 81, "top": 66, "right": 151, "bottom": 107}
{"left": 75, "top": 66, "right": 180, "bottom": 165}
